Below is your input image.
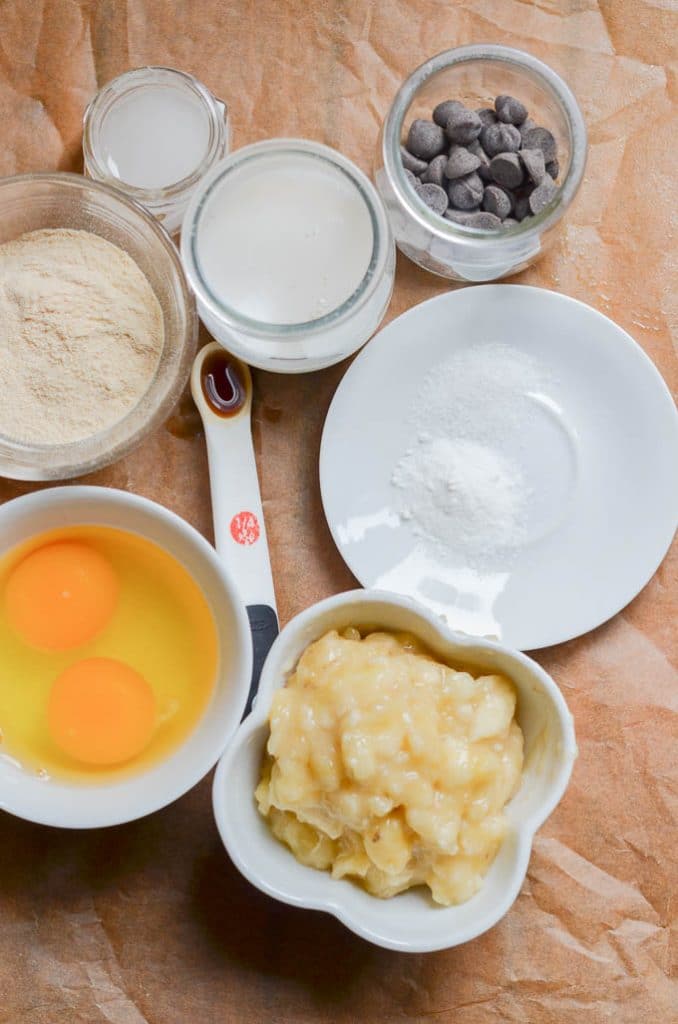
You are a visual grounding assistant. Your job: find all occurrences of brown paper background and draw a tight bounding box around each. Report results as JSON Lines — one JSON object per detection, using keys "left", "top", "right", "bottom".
{"left": 0, "top": 1, "right": 676, "bottom": 1021}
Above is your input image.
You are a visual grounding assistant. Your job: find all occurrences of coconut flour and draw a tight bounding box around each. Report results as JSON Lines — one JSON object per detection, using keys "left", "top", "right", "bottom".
{"left": 0, "top": 229, "right": 164, "bottom": 445}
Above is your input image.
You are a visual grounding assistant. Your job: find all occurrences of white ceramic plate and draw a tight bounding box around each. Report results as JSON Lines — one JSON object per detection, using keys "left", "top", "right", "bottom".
{"left": 320, "top": 286, "right": 678, "bottom": 650}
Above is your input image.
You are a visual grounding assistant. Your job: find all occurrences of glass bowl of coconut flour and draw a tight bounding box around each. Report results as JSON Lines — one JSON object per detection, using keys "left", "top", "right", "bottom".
{"left": 0, "top": 173, "right": 198, "bottom": 481}
{"left": 181, "top": 140, "right": 396, "bottom": 373}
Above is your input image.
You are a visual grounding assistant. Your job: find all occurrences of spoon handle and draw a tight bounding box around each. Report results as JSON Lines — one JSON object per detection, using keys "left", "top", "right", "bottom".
{"left": 204, "top": 416, "right": 279, "bottom": 712}
{"left": 245, "top": 605, "right": 279, "bottom": 715}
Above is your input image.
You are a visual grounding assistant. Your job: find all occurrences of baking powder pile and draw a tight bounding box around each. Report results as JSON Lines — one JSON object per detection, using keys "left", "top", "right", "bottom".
{"left": 392, "top": 436, "right": 528, "bottom": 552}
{"left": 0, "top": 229, "right": 164, "bottom": 445}
{"left": 391, "top": 343, "right": 544, "bottom": 561}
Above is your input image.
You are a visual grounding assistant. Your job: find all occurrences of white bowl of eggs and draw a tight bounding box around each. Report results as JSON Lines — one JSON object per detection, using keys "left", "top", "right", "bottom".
{"left": 0, "top": 486, "right": 251, "bottom": 828}
{"left": 213, "top": 589, "right": 576, "bottom": 952}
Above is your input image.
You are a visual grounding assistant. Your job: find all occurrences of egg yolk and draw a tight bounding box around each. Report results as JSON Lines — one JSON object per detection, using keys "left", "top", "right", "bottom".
{"left": 48, "top": 657, "right": 156, "bottom": 765}
{"left": 4, "top": 541, "right": 118, "bottom": 651}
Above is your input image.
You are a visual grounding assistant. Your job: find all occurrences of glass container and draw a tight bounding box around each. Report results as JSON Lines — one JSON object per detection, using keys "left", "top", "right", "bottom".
{"left": 181, "top": 139, "right": 395, "bottom": 373}
{"left": 376, "top": 45, "right": 587, "bottom": 282}
{"left": 83, "top": 67, "right": 230, "bottom": 236}
{"left": 0, "top": 173, "right": 198, "bottom": 481}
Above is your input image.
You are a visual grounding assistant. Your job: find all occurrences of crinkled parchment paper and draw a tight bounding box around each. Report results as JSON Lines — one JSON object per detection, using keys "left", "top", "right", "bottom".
{"left": 0, "top": 1, "right": 676, "bottom": 1021}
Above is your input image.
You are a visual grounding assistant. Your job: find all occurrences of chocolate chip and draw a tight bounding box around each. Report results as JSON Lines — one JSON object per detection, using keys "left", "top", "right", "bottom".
{"left": 420, "top": 153, "right": 448, "bottom": 187}
{"left": 521, "top": 126, "right": 557, "bottom": 163}
{"left": 432, "top": 99, "right": 465, "bottom": 128}
{"left": 519, "top": 117, "right": 536, "bottom": 142}
{"left": 445, "top": 145, "right": 481, "bottom": 179}
{"left": 445, "top": 210, "right": 502, "bottom": 229}
{"left": 489, "top": 152, "right": 524, "bottom": 189}
{"left": 482, "top": 184, "right": 513, "bottom": 219}
{"left": 514, "top": 194, "right": 531, "bottom": 221}
{"left": 407, "top": 119, "right": 447, "bottom": 160}
{"left": 416, "top": 181, "right": 449, "bottom": 215}
{"left": 400, "top": 146, "right": 428, "bottom": 175}
{"left": 520, "top": 147, "right": 546, "bottom": 185}
{"left": 495, "top": 94, "right": 528, "bottom": 125}
{"left": 467, "top": 139, "right": 492, "bottom": 181}
{"left": 528, "top": 174, "right": 557, "bottom": 214}
{"left": 445, "top": 109, "right": 482, "bottom": 144}
{"left": 401, "top": 90, "right": 561, "bottom": 233}
{"left": 467, "top": 211, "right": 502, "bottom": 229}
{"left": 480, "top": 122, "right": 521, "bottom": 157}
{"left": 448, "top": 171, "right": 484, "bottom": 210}
{"left": 476, "top": 107, "right": 497, "bottom": 127}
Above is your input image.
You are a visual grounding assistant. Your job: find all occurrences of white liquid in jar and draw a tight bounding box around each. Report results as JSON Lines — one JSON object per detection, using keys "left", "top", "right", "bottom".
{"left": 194, "top": 152, "right": 375, "bottom": 325}
{"left": 99, "top": 85, "right": 211, "bottom": 189}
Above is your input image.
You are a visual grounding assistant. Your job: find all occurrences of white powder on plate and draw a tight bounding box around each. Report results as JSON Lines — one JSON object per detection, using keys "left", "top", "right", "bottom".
{"left": 392, "top": 436, "right": 528, "bottom": 553}
{"left": 0, "top": 228, "right": 164, "bottom": 445}
{"left": 417, "top": 341, "right": 543, "bottom": 445}
{"left": 390, "top": 342, "right": 544, "bottom": 562}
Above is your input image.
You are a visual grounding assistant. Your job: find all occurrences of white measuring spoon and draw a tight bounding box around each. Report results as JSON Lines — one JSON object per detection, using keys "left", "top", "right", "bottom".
{"left": 191, "top": 342, "right": 279, "bottom": 714}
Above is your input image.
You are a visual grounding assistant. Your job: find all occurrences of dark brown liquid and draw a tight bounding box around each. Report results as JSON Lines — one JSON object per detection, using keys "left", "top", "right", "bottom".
{"left": 201, "top": 350, "right": 248, "bottom": 417}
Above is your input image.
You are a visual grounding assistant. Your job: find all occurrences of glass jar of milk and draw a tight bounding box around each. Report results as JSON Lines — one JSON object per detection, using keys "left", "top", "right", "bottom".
{"left": 83, "top": 67, "right": 230, "bottom": 236}
{"left": 180, "top": 140, "right": 395, "bottom": 373}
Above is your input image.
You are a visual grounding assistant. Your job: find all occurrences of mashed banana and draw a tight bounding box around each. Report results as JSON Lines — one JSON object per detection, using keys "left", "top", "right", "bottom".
{"left": 255, "top": 629, "right": 523, "bottom": 906}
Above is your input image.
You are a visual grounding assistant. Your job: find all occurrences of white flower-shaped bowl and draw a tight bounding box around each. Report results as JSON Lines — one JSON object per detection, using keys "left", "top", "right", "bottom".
{"left": 213, "top": 589, "right": 577, "bottom": 952}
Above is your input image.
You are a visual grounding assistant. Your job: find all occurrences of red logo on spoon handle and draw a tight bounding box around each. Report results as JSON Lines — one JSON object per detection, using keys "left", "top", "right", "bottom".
{"left": 230, "top": 511, "right": 260, "bottom": 546}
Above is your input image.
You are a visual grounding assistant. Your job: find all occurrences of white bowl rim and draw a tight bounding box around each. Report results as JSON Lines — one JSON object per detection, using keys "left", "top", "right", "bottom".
{"left": 0, "top": 485, "right": 252, "bottom": 828}
{"left": 213, "top": 588, "right": 577, "bottom": 952}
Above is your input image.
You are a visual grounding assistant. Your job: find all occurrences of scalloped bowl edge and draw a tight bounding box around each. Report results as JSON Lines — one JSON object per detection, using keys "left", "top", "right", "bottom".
{"left": 213, "top": 589, "right": 576, "bottom": 952}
